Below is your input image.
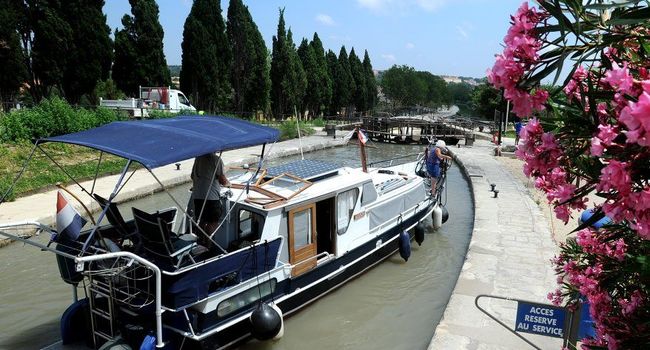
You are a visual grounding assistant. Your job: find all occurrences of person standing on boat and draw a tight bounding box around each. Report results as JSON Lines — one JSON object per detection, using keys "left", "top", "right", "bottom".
{"left": 191, "top": 153, "right": 231, "bottom": 245}
{"left": 425, "top": 140, "right": 452, "bottom": 196}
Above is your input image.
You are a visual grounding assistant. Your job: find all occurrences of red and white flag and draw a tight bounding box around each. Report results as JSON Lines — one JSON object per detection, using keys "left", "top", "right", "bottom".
{"left": 358, "top": 129, "right": 368, "bottom": 144}
{"left": 55, "top": 191, "right": 87, "bottom": 241}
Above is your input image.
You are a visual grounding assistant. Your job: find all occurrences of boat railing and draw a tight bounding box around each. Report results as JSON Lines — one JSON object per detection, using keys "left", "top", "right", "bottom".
{"left": 84, "top": 255, "right": 156, "bottom": 309}
{"left": 368, "top": 152, "right": 423, "bottom": 168}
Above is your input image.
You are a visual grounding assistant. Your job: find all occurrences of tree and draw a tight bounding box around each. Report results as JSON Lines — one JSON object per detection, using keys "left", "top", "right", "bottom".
{"left": 297, "top": 38, "right": 318, "bottom": 117}
{"left": 471, "top": 83, "right": 500, "bottom": 120}
{"left": 309, "top": 33, "right": 332, "bottom": 116}
{"left": 337, "top": 46, "right": 355, "bottom": 116}
{"left": 113, "top": 0, "right": 170, "bottom": 96}
{"left": 348, "top": 48, "right": 366, "bottom": 113}
{"left": 362, "top": 50, "right": 377, "bottom": 112}
{"left": 60, "top": 0, "right": 113, "bottom": 104}
{"left": 227, "top": 0, "right": 269, "bottom": 117}
{"left": 270, "top": 8, "right": 289, "bottom": 118}
{"left": 380, "top": 65, "right": 424, "bottom": 107}
{"left": 0, "top": 0, "right": 27, "bottom": 110}
{"left": 325, "top": 49, "right": 340, "bottom": 115}
{"left": 286, "top": 29, "right": 306, "bottom": 115}
{"left": 29, "top": 0, "right": 72, "bottom": 100}
{"left": 270, "top": 9, "right": 305, "bottom": 118}
{"left": 180, "top": 0, "right": 231, "bottom": 112}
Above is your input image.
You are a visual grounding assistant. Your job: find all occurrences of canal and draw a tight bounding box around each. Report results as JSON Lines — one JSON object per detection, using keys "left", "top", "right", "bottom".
{"left": 0, "top": 144, "right": 473, "bottom": 350}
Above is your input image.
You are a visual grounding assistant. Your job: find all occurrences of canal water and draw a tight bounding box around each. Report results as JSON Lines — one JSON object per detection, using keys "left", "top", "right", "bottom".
{"left": 0, "top": 144, "right": 473, "bottom": 350}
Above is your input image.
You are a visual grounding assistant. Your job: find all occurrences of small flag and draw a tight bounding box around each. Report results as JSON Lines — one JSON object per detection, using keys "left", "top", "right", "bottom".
{"left": 342, "top": 129, "right": 355, "bottom": 143}
{"left": 358, "top": 129, "right": 368, "bottom": 145}
{"left": 55, "top": 191, "right": 87, "bottom": 241}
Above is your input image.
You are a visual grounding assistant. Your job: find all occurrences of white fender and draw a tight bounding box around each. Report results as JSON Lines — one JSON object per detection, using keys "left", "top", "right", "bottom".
{"left": 270, "top": 303, "right": 284, "bottom": 340}
{"left": 433, "top": 204, "right": 442, "bottom": 230}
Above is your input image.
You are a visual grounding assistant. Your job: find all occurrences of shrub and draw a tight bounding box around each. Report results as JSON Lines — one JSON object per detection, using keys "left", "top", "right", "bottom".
{"left": 278, "top": 120, "right": 315, "bottom": 141}
{"left": 0, "top": 97, "right": 125, "bottom": 142}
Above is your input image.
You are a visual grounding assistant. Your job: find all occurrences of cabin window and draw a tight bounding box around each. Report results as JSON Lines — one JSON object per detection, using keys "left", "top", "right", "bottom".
{"left": 292, "top": 207, "right": 313, "bottom": 249}
{"left": 238, "top": 209, "right": 264, "bottom": 240}
{"left": 337, "top": 188, "right": 359, "bottom": 234}
{"left": 361, "top": 181, "right": 377, "bottom": 206}
{"left": 216, "top": 279, "right": 277, "bottom": 318}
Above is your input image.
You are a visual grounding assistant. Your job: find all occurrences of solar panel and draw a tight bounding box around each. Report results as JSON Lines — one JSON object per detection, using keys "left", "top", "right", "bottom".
{"left": 266, "top": 159, "right": 340, "bottom": 181}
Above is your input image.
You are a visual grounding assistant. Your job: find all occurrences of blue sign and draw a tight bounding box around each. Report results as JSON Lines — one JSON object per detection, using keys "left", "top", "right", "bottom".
{"left": 577, "top": 301, "right": 596, "bottom": 340}
{"left": 515, "top": 302, "right": 567, "bottom": 338}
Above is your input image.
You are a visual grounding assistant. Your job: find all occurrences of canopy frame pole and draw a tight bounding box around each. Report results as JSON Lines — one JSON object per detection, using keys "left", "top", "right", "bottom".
{"left": 82, "top": 160, "right": 133, "bottom": 252}
{"left": 37, "top": 143, "right": 92, "bottom": 196}
{"left": 147, "top": 168, "right": 228, "bottom": 254}
{"left": 0, "top": 142, "right": 38, "bottom": 205}
{"left": 90, "top": 151, "right": 104, "bottom": 194}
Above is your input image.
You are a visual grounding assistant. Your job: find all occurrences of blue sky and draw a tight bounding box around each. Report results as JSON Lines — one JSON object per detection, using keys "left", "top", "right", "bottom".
{"left": 103, "top": 0, "right": 525, "bottom": 78}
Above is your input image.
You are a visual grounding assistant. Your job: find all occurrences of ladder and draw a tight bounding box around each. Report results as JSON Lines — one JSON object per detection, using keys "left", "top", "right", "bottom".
{"left": 88, "top": 276, "right": 117, "bottom": 348}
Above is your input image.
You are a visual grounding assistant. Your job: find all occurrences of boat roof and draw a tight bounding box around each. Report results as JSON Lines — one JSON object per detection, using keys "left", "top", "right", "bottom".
{"left": 39, "top": 115, "right": 279, "bottom": 169}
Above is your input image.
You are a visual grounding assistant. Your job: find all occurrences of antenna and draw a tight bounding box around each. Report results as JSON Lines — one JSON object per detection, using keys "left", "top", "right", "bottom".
{"left": 294, "top": 106, "right": 304, "bottom": 160}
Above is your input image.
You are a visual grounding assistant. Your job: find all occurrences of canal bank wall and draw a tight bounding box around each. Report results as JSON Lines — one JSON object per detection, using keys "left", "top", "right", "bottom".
{"left": 429, "top": 138, "right": 562, "bottom": 349}
{"left": 0, "top": 128, "right": 347, "bottom": 247}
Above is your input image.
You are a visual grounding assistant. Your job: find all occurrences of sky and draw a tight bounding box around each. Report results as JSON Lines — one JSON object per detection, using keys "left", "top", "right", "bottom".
{"left": 103, "top": 0, "right": 526, "bottom": 78}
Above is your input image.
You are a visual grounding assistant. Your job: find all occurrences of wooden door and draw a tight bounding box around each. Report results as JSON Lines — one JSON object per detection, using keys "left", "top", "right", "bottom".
{"left": 288, "top": 203, "right": 317, "bottom": 276}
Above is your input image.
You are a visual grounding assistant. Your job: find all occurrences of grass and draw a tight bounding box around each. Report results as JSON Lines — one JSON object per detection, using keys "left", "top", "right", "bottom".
{"left": 0, "top": 142, "right": 130, "bottom": 201}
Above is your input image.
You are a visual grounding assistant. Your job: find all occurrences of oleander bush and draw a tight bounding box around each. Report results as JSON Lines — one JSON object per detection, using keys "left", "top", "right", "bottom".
{"left": 490, "top": 1, "right": 650, "bottom": 348}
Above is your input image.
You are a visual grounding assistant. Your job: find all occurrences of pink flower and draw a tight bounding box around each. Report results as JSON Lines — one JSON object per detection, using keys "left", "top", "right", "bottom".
{"left": 603, "top": 62, "right": 634, "bottom": 95}
{"left": 598, "top": 124, "right": 619, "bottom": 145}
{"left": 597, "top": 160, "right": 632, "bottom": 194}
{"left": 618, "top": 290, "right": 644, "bottom": 316}
{"left": 619, "top": 89, "right": 650, "bottom": 146}
{"left": 591, "top": 137, "right": 605, "bottom": 156}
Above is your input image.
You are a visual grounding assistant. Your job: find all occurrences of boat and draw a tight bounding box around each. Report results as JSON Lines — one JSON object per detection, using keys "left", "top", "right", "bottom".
{"left": 0, "top": 115, "right": 450, "bottom": 349}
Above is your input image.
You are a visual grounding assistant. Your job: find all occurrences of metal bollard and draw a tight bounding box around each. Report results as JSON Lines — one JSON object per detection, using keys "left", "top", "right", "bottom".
{"left": 490, "top": 183, "right": 496, "bottom": 191}
{"left": 493, "top": 190, "right": 499, "bottom": 198}
{"left": 175, "top": 163, "right": 181, "bottom": 170}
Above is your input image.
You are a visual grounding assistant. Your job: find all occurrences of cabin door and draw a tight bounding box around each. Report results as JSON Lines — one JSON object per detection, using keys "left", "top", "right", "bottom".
{"left": 288, "top": 203, "right": 317, "bottom": 276}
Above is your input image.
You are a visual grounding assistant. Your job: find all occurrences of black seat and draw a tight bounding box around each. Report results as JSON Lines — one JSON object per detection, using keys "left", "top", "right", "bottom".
{"left": 93, "top": 194, "right": 136, "bottom": 242}
{"left": 132, "top": 207, "right": 196, "bottom": 269}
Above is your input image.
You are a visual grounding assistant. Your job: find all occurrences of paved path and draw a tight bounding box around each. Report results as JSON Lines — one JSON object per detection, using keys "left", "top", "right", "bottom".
{"left": 0, "top": 128, "right": 346, "bottom": 243}
{"left": 429, "top": 139, "right": 562, "bottom": 349}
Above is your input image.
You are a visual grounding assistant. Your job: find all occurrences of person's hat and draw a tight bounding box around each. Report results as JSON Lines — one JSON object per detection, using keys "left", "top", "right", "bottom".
{"left": 436, "top": 140, "right": 446, "bottom": 148}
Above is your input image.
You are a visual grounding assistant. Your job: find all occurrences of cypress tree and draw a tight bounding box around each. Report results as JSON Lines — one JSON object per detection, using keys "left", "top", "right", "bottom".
{"left": 181, "top": 0, "right": 231, "bottom": 112}
{"left": 227, "top": 0, "right": 269, "bottom": 117}
{"left": 348, "top": 48, "right": 366, "bottom": 114}
{"left": 29, "top": 0, "right": 72, "bottom": 100}
{"left": 309, "top": 33, "right": 331, "bottom": 117}
{"left": 113, "top": 0, "right": 170, "bottom": 96}
{"left": 0, "top": 0, "right": 27, "bottom": 110}
{"left": 286, "top": 29, "right": 306, "bottom": 116}
{"left": 337, "top": 46, "right": 355, "bottom": 117}
{"left": 60, "top": 0, "right": 113, "bottom": 104}
{"left": 362, "top": 50, "right": 377, "bottom": 112}
{"left": 297, "top": 38, "right": 318, "bottom": 118}
{"left": 270, "top": 8, "right": 289, "bottom": 118}
{"left": 325, "top": 49, "right": 340, "bottom": 115}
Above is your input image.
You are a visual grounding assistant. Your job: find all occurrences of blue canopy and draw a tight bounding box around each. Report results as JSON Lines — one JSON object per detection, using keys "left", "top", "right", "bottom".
{"left": 41, "top": 115, "right": 279, "bottom": 169}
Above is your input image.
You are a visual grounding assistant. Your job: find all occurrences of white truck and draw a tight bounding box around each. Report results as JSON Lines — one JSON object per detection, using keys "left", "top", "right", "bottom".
{"left": 99, "top": 86, "right": 196, "bottom": 118}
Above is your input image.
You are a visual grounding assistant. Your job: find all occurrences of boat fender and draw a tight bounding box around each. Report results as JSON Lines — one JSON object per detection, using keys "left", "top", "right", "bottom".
{"left": 270, "top": 303, "right": 285, "bottom": 340}
{"left": 432, "top": 205, "right": 442, "bottom": 230}
{"left": 414, "top": 224, "right": 425, "bottom": 246}
{"left": 250, "top": 302, "right": 283, "bottom": 341}
{"left": 441, "top": 205, "right": 449, "bottom": 224}
{"left": 398, "top": 231, "right": 411, "bottom": 262}
{"left": 61, "top": 298, "right": 89, "bottom": 345}
{"left": 138, "top": 334, "right": 156, "bottom": 350}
